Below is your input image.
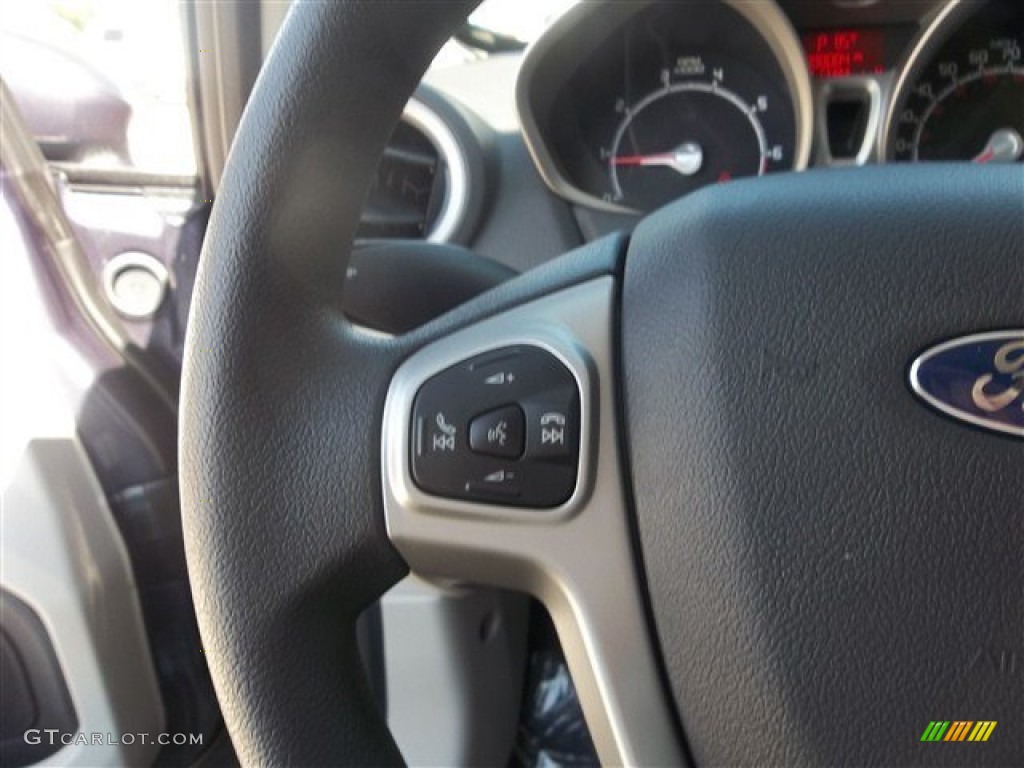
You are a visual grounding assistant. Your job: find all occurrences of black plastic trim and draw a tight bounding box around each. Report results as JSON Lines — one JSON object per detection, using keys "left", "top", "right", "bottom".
{"left": 0, "top": 590, "right": 78, "bottom": 768}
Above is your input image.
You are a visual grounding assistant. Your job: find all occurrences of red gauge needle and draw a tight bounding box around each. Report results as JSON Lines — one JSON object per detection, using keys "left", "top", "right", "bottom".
{"left": 612, "top": 142, "right": 704, "bottom": 176}
{"left": 613, "top": 154, "right": 675, "bottom": 165}
{"left": 973, "top": 128, "right": 1023, "bottom": 164}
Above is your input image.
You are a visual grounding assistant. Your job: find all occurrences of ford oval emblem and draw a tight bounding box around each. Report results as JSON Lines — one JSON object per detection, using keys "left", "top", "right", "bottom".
{"left": 910, "top": 331, "right": 1024, "bottom": 438}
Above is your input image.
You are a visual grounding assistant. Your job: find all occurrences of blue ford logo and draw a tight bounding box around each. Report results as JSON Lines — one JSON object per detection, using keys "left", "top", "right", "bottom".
{"left": 910, "top": 331, "right": 1024, "bottom": 438}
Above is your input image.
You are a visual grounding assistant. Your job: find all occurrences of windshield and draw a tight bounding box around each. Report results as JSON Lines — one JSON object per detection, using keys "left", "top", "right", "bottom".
{"left": 468, "top": 0, "right": 577, "bottom": 45}
{"left": 430, "top": 0, "right": 576, "bottom": 70}
{"left": 0, "top": 0, "right": 195, "bottom": 174}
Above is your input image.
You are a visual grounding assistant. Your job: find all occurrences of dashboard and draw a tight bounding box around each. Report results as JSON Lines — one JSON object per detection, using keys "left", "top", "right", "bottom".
{"left": 515, "top": 0, "right": 1024, "bottom": 216}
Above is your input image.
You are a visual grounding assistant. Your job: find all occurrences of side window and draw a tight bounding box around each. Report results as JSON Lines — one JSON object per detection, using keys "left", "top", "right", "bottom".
{"left": 0, "top": 1, "right": 196, "bottom": 175}
{"left": 1, "top": 1, "right": 203, "bottom": 365}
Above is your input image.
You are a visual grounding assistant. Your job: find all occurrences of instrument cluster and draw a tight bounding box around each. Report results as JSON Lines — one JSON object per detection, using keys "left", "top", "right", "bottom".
{"left": 516, "top": 0, "right": 1023, "bottom": 215}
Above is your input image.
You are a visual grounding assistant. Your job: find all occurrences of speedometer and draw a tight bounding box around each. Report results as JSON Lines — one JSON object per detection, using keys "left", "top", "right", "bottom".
{"left": 887, "top": 0, "right": 1024, "bottom": 163}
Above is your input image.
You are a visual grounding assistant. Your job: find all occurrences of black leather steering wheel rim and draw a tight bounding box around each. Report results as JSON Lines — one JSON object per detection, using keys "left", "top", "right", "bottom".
{"left": 179, "top": 3, "right": 478, "bottom": 764}
{"left": 181, "top": 2, "right": 1024, "bottom": 766}
{"left": 180, "top": 6, "right": 634, "bottom": 763}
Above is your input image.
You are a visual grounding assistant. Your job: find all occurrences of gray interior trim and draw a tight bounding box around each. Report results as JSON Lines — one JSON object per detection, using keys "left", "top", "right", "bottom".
{"left": 189, "top": 0, "right": 263, "bottom": 191}
{"left": 380, "top": 577, "right": 527, "bottom": 766}
{"left": 1, "top": 439, "right": 164, "bottom": 766}
{"left": 259, "top": 0, "right": 291, "bottom": 59}
{"left": 813, "top": 74, "right": 889, "bottom": 166}
{"left": 382, "top": 278, "right": 684, "bottom": 767}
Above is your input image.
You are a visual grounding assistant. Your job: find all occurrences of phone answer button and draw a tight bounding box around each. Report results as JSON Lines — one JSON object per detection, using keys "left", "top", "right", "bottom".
{"left": 524, "top": 391, "right": 577, "bottom": 461}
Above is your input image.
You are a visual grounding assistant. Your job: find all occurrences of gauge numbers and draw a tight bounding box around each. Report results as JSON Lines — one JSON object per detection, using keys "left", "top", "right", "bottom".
{"left": 603, "top": 57, "right": 793, "bottom": 211}
{"left": 890, "top": 1, "right": 1024, "bottom": 164}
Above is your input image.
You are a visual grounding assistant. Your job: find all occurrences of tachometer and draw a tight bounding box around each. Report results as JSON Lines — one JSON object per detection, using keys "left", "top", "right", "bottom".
{"left": 516, "top": 0, "right": 812, "bottom": 215}
{"left": 606, "top": 69, "right": 788, "bottom": 210}
{"left": 887, "top": 0, "right": 1024, "bottom": 163}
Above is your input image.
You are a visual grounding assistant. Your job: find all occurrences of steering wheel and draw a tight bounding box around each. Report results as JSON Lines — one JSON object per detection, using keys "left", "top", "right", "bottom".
{"left": 179, "top": 2, "right": 1024, "bottom": 765}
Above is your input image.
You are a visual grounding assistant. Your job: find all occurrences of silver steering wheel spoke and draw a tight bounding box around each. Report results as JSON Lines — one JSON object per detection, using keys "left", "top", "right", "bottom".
{"left": 382, "top": 277, "right": 683, "bottom": 767}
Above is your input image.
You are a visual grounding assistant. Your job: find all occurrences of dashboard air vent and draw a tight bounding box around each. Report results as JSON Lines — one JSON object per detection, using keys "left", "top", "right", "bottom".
{"left": 357, "top": 99, "right": 465, "bottom": 242}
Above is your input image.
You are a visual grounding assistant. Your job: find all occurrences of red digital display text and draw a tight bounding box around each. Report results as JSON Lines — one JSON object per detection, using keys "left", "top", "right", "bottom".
{"left": 802, "top": 28, "right": 886, "bottom": 78}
